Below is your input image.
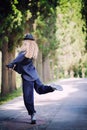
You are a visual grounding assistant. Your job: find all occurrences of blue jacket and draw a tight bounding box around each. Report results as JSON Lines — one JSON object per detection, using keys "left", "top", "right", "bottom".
{"left": 7, "top": 51, "right": 39, "bottom": 81}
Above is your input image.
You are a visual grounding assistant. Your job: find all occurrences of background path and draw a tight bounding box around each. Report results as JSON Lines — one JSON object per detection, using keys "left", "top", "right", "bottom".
{"left": 0, "top": 78, "right": 87, "bottom": 130}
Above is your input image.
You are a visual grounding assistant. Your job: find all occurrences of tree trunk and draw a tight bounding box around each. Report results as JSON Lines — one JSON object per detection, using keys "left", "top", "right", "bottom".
{"left": 34, "top": 51, "right": 43, "bottom": 81}
{"left": 0, "top": 52, "right": 2, "bottom": 92}
{"left": 82, "top": 68, "right": 85, "bottom": 78}
{"left": 70, "top": 70, "right": 74, "bottom": 78}
{"left": 50, "top": 60, "right": 54, "bottom": 80}
{"left": 1, "top": 42, "right": 16, "bottom": 96}
{"left": 8, "top": 50, "right": 16, "bottom": 92}
{"left": 42, "top": 56, "right": 51, "bottom": 82}
{"left": 1, "top": 42, "right": 9, "bottom": 95}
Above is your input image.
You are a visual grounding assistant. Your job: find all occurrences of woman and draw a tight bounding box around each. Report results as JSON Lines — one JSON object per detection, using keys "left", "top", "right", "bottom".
{"left": 6, "top": 34, "right": 63, "bottom": 124}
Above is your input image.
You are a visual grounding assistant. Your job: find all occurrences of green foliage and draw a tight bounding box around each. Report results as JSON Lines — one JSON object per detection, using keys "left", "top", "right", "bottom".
{"left": 0, "top": 0, "right": 59, "bottom": 52}
{"left": 34, "top": 12, "right": 58, "bottom": 59}
{"left": 38, "top": 0, "right": 58, "bottom": 17}
{"left": 0, "top": 87, "right": 22, "bottom": 105}
{"left": 0, "top": 0, "right": 87, "bottom": 75}
{"left": 0, "top": 1, "right": 25, "bottom": 51}
{"left": 54, "top": 0, "right": 87, "bottom": 78}
{"left": 81, "top": 0, "right": 87, "bottom": 50}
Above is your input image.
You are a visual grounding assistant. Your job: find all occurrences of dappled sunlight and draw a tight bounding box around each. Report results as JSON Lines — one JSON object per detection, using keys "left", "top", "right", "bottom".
{"left": 0, "top": 80, "right": 86, "bottom": 128}
{"left": 2, "top": 101, "right": 23, "bottom": 110}
{"left": 34, "top": 78, "right": 87, "bottom": 106}
{"left": 0, "top": 97, "right": 24, "bottom": 111}
{"left": 1, "top": 78, "right": 86, "bottom": 111}
{"left": 34, "top": 83, "right": 79, "bottom": 106}
{"left": 56, "top": 84, "right": 78, "bottom": 99}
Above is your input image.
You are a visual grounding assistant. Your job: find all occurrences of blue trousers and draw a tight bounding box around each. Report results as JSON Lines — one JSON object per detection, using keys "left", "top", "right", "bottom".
{"left": 22, "top": 78, "right": 54, "bottom": 115}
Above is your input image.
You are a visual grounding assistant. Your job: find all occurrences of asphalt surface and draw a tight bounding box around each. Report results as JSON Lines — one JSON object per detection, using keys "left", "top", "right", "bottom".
{"left": 0, "top": 78, "right": 87, "bottom": 130}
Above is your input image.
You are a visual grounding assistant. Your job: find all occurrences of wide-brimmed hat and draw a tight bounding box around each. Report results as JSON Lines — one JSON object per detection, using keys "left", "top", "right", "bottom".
{"left": 23, "top": 34, "right": 35, "bottom": 40}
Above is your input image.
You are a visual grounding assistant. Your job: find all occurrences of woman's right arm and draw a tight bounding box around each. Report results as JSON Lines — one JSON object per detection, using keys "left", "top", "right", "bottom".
{"left": 6, "top": 51, "right": 26, "bottom": 69}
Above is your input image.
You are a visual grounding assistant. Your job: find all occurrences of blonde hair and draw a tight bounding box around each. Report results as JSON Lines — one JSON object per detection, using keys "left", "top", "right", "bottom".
{"left": 21, "top": 40, "right": 39, "bottom": 59}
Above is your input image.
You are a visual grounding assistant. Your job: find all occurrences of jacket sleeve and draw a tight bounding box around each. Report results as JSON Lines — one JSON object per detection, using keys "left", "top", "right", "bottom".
{"left": 6, "top": 51, "right": 26, "bottom": 69}
{"left": 10, "top": 51, "right": 26, "bottom": 64}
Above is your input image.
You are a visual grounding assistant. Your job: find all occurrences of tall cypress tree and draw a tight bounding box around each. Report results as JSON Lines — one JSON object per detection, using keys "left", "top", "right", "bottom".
{"left": 0, "top": 0, "right": 59, "bottom": 95}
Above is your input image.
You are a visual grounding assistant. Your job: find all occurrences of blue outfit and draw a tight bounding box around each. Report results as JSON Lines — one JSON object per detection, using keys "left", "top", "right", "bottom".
{"left": 7, "top": 51, "right": 54, "bottom": 115}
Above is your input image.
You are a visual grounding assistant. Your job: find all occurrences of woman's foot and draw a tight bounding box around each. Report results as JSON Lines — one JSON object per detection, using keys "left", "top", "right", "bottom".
{"left": 51, "top": 84, "right": 63, "bottom": 91}
{"left": 31, "top": 113, "right": 36, "bottom": 124}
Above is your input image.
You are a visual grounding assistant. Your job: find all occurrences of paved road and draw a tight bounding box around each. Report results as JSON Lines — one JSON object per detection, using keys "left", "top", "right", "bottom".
{"left": 0, "top": 78, "right": 87, "bottom": 130}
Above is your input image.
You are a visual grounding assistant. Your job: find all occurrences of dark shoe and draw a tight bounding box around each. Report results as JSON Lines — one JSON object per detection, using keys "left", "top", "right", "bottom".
{"left": 51, "top": 84, "right": 63, "bottom": 91}
{"left": 31, "top": 113, "right": 36, "bottom": 124}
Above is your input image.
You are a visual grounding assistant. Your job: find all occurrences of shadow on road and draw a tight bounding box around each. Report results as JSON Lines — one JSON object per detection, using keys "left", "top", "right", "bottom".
{"left": 0, "top": 78, "right": 87, "bottom": 130}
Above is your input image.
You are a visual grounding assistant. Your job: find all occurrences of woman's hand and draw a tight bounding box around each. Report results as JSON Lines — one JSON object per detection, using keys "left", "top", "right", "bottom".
{"left": 6, "top": 63, "right": 16, "bottom": 69}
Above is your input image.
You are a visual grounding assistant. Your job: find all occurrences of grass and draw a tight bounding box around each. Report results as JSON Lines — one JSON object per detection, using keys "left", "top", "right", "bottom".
{"left": 0, "top": 87, "right": 22, "bottom": 105}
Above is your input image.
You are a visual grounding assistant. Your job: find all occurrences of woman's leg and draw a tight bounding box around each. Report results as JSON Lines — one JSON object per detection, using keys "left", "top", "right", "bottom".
{"left": 22, "top": 78, "right": 36, "bottom": 115}
{"left": 34, "top": 78, "right": 54, "bottom": 94}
